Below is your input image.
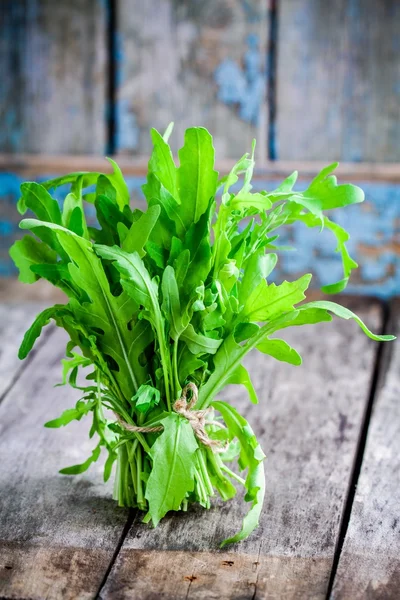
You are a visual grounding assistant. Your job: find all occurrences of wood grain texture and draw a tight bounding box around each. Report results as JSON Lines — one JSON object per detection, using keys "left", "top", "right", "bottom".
{"left": 100, "top": 299, "right": 382, "bottom": 600}
{"left": 116, "top": 0, "right": 268, "bottom": 159}
{"left": 332, "top": 300, "right": 400, "bottom": 599}
{"left": 0, "top": 302, "right": 47, "bottom": 399}
{"left": 2, "top": 155, "right": 400, "bottom": 182}
{"left": 0, "top": 326, "right": 129, "bottom": 600}
{"left": 0, "top": 0, "right": 106, "bottom": 154}
{"left": 277, "top": 0, "right": 400, "bottom": 162}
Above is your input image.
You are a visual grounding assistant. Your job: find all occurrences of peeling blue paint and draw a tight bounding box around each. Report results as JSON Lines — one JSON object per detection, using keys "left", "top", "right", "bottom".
{"left": 214, "top": 34, "right": 264, "bottom": 126}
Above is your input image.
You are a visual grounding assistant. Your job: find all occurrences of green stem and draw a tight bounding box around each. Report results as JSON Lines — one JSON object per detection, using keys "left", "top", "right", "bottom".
{"left": 221, "top": 465, "right": 246, "bottom": 486}
{"left": 155, "top": 322, "right": 172, "bottom": 411}
{"left": 198, "top": 450, "right": 214, "bottom": 496}
{"left": 135, "top": 444, "right": 145, "bottom": 509}
{"left": 172, "top": 339, "right": 181, "bottom": 400}
{"left": 194, "top": 467, "right": 209, "bottom": 508}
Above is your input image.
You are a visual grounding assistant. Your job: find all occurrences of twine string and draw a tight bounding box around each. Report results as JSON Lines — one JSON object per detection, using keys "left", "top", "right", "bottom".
{"left": 114, "top": 382, "right": 227, "bottom": 452}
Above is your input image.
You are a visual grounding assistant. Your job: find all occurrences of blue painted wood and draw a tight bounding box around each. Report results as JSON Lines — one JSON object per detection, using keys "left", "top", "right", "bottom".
{"left": 1, "top": 172, "right": 399, "bottom": 297}
{"left": 115, "top": 0, "right": 269, "bottom": 159}
{"left": 277, "top": 0, "right": 400, "bottom": 162}
{"left": 0, "top": 0, "right": 107, "bottom": 154}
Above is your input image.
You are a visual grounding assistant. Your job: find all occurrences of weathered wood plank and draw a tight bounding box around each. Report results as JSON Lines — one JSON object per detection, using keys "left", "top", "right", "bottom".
{"left": 0, "top": 302, "right": 48, "bottom": 399}
{"left": 277, "top": 1, "right": 400, "bottom": 161}
{"left": 116, "top": 0, "right": 268, "bottom": 159}
{"left": 100, "top": 299, "right": 382, "bottom": 599}
{"left": 0, "top": 0, "right": 106, "bottom": 154}
{"left": 332, "top": 299, "right": 400, "bottom": 599}
{"left": 0, "top": 326, "right": 128, "bottom": 600}
{"left": 2, "top": 155, "right": 400, "bottom": 182}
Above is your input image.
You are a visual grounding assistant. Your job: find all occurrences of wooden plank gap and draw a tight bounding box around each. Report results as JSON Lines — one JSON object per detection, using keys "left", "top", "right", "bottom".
{"left": 96, "top": 508, "right": 137, "bottom": 600}
{"left": 0, "top": 323, "right": 55, "bottom": 408}
{"left": 325, "top": 299, "right": 392, "bottom": 599}
{"left": 267, "top": 0, "right": 278, "bottom": 160}
{"left": 106, "top": 0, "right": 117, "bottom": 155}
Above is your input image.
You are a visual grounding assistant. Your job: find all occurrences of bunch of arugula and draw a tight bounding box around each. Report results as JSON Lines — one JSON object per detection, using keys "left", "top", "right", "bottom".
{"left": 10, "top": 124, "right": 394, "bottom": 546}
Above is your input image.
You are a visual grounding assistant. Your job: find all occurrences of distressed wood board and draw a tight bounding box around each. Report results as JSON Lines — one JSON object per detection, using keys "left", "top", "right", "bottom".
{"left": 331, "top": 299, "right": 400, "bottom": 599}
{"left": 0, "top": 0, "right": 106, "bottom": 154}
{"left": 116, "top": 0, "right": 268, "bottom": 159}
{"left": 2, "top": 155, "right": 400, "bottom": 182}
{"left": 0, "top": 325, "right": 129, "bottom": 600}
{"left": 277, "top": 0, "right": 400, "bottom": 162}
{"left": 100, "top": 299, "right": 382, "bottom": 599}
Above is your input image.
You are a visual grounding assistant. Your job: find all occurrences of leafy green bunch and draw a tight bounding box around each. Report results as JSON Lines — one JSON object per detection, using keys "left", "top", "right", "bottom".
{"left": 10, "top": 124, "right": 394, "bottom": 546}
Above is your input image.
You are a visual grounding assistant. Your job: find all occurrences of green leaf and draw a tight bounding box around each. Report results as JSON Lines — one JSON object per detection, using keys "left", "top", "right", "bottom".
{"left": 132, "top": 384, "right": 161, "bottom": 414}
{"left": 18, "top": 182, "right": 62, "bottom": 223}
{"left": 60, "top": 352, "right": 93, "bottom": 386}
{"left": 121, "top": 204, "right": 161, "bottom": 256}
{"left": 274, "top": 163, "right": 364, "bottom": 217}
{"left": 180, "top": 324, "right": 222, "bottom": 355}
{"left": 241, "top": 274, "right": 312, "bottom": 322}
{"left": 305, "top": 163, "right": 364, "bottom": 209}
{"left": 293, "top": 212, "right": 358, "bottom": 293}
{"left": 229, "top": 191, "right": 272, "bottom": 213}
{"left": 9, "top": 236, "right": 57, "bottom": 284}
{"left": 270, "top": 171, "right": 298, "bottom": 194}
{"left": 62, "top": 185, "right": 89, "bottom": 240}
{"left": 60, "top": 444, "right": 101, "bottom": 475}
{"left": 18, "top": 304, "right": 70, "bottom": 359}
{"left": 256, "top": 338, "right": 302, "bottom": 365}
{"left": 161, "top": 266, "right": 189, "bottom": 340}
{"left": 177, "top": 127, "right": 218, "bottom": 228}
{"left": 145, "top": 413, "right": 198, "bottom": 526}
{"left": 225, "top": 364, "right": 259, "bottom": 404}
{"left": 239, "top": 251, "right": 277, "bottom": 305}
{"left": 148, "top": 128, "right": 178, "bottom": 199}
{"left": 299, "top": 301, "right": 396, "bottom": 342}
{"left": 212, "top": 401, "right": 265, "bottom": 546}
{"left": 94, "top": 245, "right": 159, "bottom": 316}
{"left": 20, "top": 220, "right": 144, "bottom": 399}
{"left": 105, "top": 158, "right": 130, "bottom": 210}
{"left": 45, "top": 398, "right": 96, "bottom": 428}
{"left": 182, "top": 200, "right": 214, "bottom": 294}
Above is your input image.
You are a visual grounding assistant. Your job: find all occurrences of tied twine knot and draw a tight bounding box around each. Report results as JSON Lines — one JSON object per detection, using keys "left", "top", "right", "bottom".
{"left": 114, "top": 382, "right": 227, "bottom": 452}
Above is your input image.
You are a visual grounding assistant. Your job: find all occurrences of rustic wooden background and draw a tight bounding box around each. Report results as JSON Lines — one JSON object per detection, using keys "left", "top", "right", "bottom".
{"left": 0, "top": 0, "right": 399, "bottom": 295}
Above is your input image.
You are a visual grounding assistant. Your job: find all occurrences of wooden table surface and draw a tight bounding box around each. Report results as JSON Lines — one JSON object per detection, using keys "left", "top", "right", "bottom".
{"left": 0, "top": 297, "right": 398, "bottom": 600}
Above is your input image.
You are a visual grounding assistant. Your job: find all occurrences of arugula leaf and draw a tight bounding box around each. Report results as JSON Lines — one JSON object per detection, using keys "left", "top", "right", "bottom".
{"left": 148, "top": 128, "right": 178, "bottom": 199}
{"left": 240, "top": 274, "right": 312, "bottom": 322}
{"left": 225, "top": 364, "right": 259, "bottom": 404}
{"left": 161, "top": 266, "right": 189, "bottom": 340}
{"left": 177, "top": 127, "right": 218, "bottom": 228}
{"left": 256, "top": 338, "right": 302, "bottom": 365}
{"left": 299, "top": 301, "right": 396, "bottom": 342}
{"left": 45, "top": 398, "right": 96, "bottom": 428}
{"left": 59, "top": 444, "right": 101, "bottom": 475}
{"left": 121, "top": 204, "right": 160, "bottom": 256}
{"left": 212, "top": 401, "right": 265, "bottom": 546}
{"left": 20, "top": 220, "right": 145, "bottom": 399}
{"left": 145, "top": 413, "right": 198, "bottom": 525}
{"left": 18, "top": 305, "right": 71, "bottom": 359}
{"left": 9, "top": 236, "right": 57, "bottom": 284}
{"left": 132, "top": 384, "right": 161, "bottom": 413}
{"left": 180, "top": 324, "right": 222, "bottom": 355}
{"left": 17, "top": 182, "right": 62, "bottom": 223}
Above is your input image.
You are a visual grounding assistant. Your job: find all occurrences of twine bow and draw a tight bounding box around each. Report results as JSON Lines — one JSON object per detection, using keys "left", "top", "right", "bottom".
{"left": 114, "top": 382, "right": 227, "bottom": 452}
